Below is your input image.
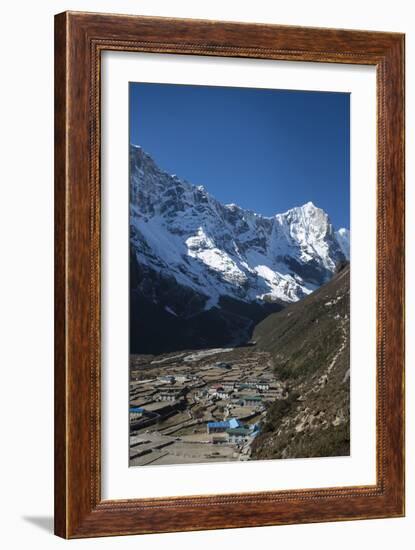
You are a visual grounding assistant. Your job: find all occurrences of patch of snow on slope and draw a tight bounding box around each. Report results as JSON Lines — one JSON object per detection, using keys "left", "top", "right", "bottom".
{"left": 186, "top": 228, "right": 248, "bottom": 286}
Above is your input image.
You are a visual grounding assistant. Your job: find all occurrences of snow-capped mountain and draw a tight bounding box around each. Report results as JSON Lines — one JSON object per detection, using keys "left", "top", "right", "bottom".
{"left": 335, "top": 228, "right": 350, "bottom": 261}
{"left": 129, "top": 145, "right": 349, "bottom": 353}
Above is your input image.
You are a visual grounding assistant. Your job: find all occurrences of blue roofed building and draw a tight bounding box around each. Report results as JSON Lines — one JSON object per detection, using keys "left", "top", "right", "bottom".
{"left": 207, "top": 418, "right": 240, "bottom": 434}
{"left": 129, "top": 406, "right": 145, "bottom": 420}
{"left": 226, "top": 427, "right": 251, "bottom": 444}
{"left": 207, "top": 420, "right": 229, "bottom": 433}
{"left": 228, "top": 418, "right": 240, "bottom": 429}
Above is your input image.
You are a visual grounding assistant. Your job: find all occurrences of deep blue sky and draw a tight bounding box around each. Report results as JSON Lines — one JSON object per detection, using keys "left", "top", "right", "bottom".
{"left": 129, "top": 83, "right": 350, "bottom": 229}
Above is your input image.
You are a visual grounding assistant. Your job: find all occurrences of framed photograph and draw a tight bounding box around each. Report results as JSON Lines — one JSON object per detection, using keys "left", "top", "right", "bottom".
{"left": 54, "top": 11, "right": 405, "bottom": 538}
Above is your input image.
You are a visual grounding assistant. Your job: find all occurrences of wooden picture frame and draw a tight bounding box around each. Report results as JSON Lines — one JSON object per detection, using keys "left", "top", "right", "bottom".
{"left": 54, "top": 11, "right": 405, "bottom": 538}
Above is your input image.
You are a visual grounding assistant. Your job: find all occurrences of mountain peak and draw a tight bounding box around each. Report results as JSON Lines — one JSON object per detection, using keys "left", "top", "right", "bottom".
{"left": 130, "top": 144, "right": 167, "bottom": 176}
{"left": 130, "top": 146, "right": 349, "bottom": 307}
{"left": 299, "top": 201, "right": 326, "bottom": 217}
{"left": 279, "top": 200, "right": 324, "bottom": 220}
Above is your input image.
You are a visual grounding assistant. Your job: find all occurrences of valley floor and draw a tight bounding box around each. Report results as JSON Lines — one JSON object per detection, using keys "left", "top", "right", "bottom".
{"left": 129, "top": 346, "right": 287, "bottom": 466}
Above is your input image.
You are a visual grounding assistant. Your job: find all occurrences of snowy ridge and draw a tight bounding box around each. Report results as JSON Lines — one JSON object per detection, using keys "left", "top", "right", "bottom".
{"left": 335, "top": 228, "right": 350, "bottom": 261}
{"left": 130, "top": 145, "right": 349, "bottom": 312}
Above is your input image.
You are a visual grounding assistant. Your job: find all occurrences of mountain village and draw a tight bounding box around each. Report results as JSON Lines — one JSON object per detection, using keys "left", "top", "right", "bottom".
{"left": 129, "top": 346, "right": 286, "bottom": 466}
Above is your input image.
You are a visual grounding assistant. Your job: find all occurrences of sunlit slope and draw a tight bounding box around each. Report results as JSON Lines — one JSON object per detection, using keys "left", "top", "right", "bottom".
{"left": 251, "top": 264, "right": 350, "bottom": 459}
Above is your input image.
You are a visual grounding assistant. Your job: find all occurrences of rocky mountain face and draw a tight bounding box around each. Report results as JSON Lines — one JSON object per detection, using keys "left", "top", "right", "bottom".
{"left": 251, "top": 264, "right": 350, "bottom": 459}
{"left": 130, "top": 145, "right": 349, "bottom": 354}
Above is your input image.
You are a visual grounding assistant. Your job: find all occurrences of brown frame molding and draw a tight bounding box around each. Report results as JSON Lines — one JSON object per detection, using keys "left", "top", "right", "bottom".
{"left": 54, "top": 11, "right": 405, "bottom": 538}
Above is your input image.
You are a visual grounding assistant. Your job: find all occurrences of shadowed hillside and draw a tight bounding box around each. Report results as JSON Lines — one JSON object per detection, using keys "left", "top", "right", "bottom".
{"left": 130, "top": 252, "right": 284, "bottom": 354}
{"left": 251, "top": 264, "right": 350, "bottom": 460}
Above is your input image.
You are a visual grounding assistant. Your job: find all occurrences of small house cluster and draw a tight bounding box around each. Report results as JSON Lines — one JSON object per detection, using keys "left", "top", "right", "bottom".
{"left": 157, "top": 387, "right": 187, "bottom": 402}
{"left": 207, "top": 418, "right": 260, "bottom": 444}
{"left": 157, "top": 374, "right": 193, "bottom": 385}
{"left": 202, "top": 380, "right": 267, "bottom": 412}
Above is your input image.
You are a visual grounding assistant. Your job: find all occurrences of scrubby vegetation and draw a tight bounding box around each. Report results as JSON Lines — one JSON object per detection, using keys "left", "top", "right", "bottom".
{"left": 251, "top": 264, "right": 350, "bottom": 460}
